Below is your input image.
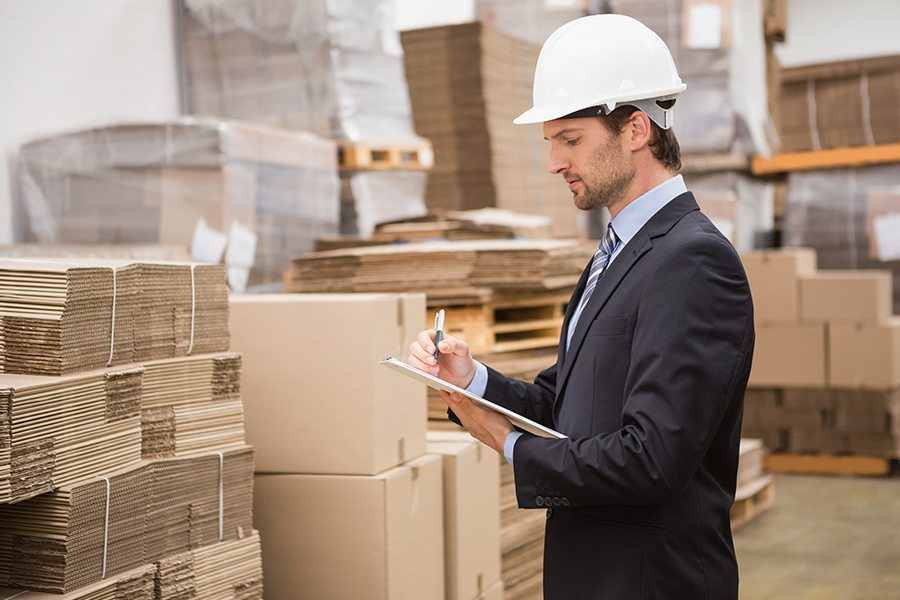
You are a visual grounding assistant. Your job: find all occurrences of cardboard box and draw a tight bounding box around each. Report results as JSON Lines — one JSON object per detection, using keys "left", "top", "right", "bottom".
{"left": 427, "top": 432, "right": 502, "bottom": 600}
{"left": 741, "top": 249, "right": 817, "bottom": 324}
{"left": 230, "top": 293, "right": 426, "bottom": 475}
{"left": 478, "top": 580, "right": 504, "bottom": 600}
{"left": 254, "top": 454, "right": 444, "bottom": 600}
{"left": 749, "top": 323, "right": 827, "bottom": 387}
{"left": 799, "top": 270, "right": 893, "bottom": 323}
{"left": 829, "top": 319, "right": 900, "bottom": 389}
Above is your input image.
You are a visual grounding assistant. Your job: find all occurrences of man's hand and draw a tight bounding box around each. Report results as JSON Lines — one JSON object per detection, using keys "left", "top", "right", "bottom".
{"left": 441, "top": 391, "right": 513, "bottom": 454}
{"left": 407, "top": 329, "right": 476, "bottom": 389}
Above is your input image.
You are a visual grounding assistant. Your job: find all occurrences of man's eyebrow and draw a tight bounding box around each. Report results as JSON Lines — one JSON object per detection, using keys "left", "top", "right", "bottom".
{"left": 544, "top": 128, "right": 583, "bottom": 141}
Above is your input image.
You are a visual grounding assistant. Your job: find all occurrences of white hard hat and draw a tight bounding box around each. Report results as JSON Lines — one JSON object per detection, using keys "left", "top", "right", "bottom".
{"left": 514, "top": 14, "right": 686, "bottom": 129}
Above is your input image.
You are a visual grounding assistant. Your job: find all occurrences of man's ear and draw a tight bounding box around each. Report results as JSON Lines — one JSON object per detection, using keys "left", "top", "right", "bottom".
{"left": 626, "top": 111, "right": 654, "bottom": 151}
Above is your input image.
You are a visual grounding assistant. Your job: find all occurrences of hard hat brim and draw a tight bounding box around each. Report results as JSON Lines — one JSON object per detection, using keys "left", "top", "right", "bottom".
{"left": 512, "top": 84, "right": 688, "bottom": 125}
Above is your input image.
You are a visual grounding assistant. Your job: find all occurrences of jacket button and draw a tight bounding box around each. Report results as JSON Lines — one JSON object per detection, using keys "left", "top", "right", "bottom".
{"left": 536, "top": 496, "right": 545, "bottom": 507}
{"left": 552, "top": 497, "right": 561, "bottom": 506}
{"left": 561, "top": 498, "right": 571, "bottom": 507}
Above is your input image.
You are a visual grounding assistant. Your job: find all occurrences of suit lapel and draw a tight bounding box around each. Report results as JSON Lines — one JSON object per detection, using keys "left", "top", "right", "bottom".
{"left": 555, "top": 235, "right": 652, "bottom": 403}
{"left": 555, "top": 252, "right": 593, "bottom": 389}
{"left": 554, "top": 191, "right": 701, "bottom": 404}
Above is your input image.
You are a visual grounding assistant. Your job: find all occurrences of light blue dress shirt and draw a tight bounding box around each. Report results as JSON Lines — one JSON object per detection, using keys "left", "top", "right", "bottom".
{"left": 466, "top": 175, "right": 688, "bottom": 464}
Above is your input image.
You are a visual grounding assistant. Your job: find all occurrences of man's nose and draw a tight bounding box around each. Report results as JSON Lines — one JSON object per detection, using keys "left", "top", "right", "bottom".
{"left": 548, "top": 150, "right": 569, "bottom": 175}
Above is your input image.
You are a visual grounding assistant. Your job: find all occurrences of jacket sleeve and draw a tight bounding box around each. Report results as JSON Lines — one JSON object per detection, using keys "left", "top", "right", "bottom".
{"left": 448, "top": 360, "right": 558, "bottom": 429}
{"left": 511, "top": 234, "right": 754, "bottom": 508}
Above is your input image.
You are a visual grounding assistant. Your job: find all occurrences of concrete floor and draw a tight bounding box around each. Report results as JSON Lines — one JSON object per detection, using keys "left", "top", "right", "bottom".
{"left": 735, "top": 474, "right": 900, "bottom": 599}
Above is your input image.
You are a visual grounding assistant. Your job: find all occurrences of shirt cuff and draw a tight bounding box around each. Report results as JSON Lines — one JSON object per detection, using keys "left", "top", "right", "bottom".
{"left": 465, "top": 360, "right": 489, "bottom": 397}
{"left": 503, "top": 432, "right": 523, "bottom": 465}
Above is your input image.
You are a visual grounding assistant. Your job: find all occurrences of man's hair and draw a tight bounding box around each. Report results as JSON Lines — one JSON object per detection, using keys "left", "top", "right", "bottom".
{"left": 600, "top": 105, "right": 682, "bottom": 172}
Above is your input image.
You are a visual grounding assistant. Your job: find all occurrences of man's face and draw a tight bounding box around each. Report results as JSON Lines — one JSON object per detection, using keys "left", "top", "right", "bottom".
{"left": 542, "top": 117, "right": 635, "bottom": 211}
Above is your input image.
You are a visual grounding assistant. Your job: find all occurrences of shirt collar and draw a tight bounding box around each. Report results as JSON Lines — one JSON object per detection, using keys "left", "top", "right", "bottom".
{"left": 609, "top": 174, "right": 687, "bottom": 247}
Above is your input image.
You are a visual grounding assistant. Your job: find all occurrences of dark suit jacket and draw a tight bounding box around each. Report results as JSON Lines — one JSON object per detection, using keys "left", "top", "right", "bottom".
{"left": 450, "top": 192, "right": 754, "bottom": 599}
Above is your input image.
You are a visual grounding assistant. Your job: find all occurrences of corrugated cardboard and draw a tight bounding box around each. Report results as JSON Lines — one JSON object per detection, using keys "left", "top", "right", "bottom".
{"left": 750, "top": 323, "right": 827, "bottom": 387}
{"left": 230, "top": 293, "right": 426, "bottom": 475}
{"left": 254, "top": 454, "right": 444, "bottom": 600}
{"left": 829, "top": 318, "right": 900, "bottom": 389}
{"left": 799, "top": 270, "right": 893, "bottom": 323}
{"left": 740, "top": 248, "right": 817, "bottom": 324}
{"left": 0, "top": 565, "right": 156, "bottom": 600}
{"left": 427, "top": 432, "right": 502, "bottom": 600}
{"left": 478, "top": 580, "right": 504, "bottom": 600}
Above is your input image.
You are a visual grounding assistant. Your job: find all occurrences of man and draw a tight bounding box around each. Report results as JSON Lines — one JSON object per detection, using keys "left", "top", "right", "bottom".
{"left": 407, "top": 14, "right": 753, "bottom": 599}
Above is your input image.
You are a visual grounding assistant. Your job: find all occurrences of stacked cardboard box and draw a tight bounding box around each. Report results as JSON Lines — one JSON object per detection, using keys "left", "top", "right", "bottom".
{"left": 427, "top": 432, "right": 503, "bottom": 600}
{"left": 776, "top": 55, "right": 900, "bottom": 152}
{"left": 14, "top": 121, "right": 340, "bottom": 289}
{"left": 783, "top": 165, "right": 900, "bottom": 314}
{"left": 231, "top": 294, "right": 446, "bottom": 599}
{"left": 0, "top": 259, "right": 263, "bottom": 597}
{"left": 400, "top": 22, "right": 581, "bottom": 238}
{"left": 155, "top": 532, "right": 263, "bottom": 600}
{"left": 742, "top": 248, "right": 900, "bottom": 456}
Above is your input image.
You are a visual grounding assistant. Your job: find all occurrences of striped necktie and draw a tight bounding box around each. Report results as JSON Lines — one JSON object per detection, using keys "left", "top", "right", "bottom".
{"left": 566, "top": 223, "right": 620, "bottom": 349}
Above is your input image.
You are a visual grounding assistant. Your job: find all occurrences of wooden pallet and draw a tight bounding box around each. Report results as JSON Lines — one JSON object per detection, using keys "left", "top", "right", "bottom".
{"left": 431, "top": 290, "right": 570, "bottom": 355}
{"left": 731, "top": 474, "right": 775, "bottom": 531}
{"left": 765, "top": 452, "right": 894, "bottom": 477}
{"left": 338, "top": 139, "right": 433, "bottom": 171}
{"left": 751, "top": 143, "right": 900, "bottom": 175}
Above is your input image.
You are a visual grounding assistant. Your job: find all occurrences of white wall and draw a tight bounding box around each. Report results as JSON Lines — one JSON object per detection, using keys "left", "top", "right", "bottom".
{"left": 0, "top": 0, "right": 180, "bottom": 243}
{"left": 394, "top": 0, "right": 474, "bottom": 31}
{"left": 775, "top": 0, "right": 900, "bottom": 67}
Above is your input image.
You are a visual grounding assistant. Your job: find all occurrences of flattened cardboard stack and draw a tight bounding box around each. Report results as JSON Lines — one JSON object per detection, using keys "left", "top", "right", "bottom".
{"left": 0, "top": 259, "right": 229, "bottom": 375}
{"left": 742, "top": 248, "right": 900, "bottom": 458}
{"left": 427, "top": 432, "right": 502, "bottom": 600}
{"left": 400, "top": 23, "right": 581, "bottom": 237}
{"left": 231, "top": 293, "right": 444, "bottom": 599}
{"left": 499, "top": 456, "right": 545, "bottom": 600}
{"left": 0, "top": 257, "right": 262, "bottom": 598}
{"left": 777, "top": 55, "right": 900, "bottom": 152}
{"left": 286, "top": 239, "right": 592, "bottom": 297}
{"left": 0, "top": 565, "right": 156, "bottom": 600}
{"left": 155, "top": 531, "right": 263, "bottom": 600}
{"left": 0, "top": 367, "right": 143, "bottom": 503}
{"left": 140, "top": 353, "right": 244, "bottom": 459}
{"left": 0, "top": 446, "right": 254, "bottom": 594}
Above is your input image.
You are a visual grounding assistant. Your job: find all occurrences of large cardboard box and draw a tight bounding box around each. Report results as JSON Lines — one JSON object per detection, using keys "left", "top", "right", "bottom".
{"left": 749, "top": 323, "right": 827, "bottom": 387}
{"left": 254, "top": 454, "right": 445, "bottom": 600}
{"left": 230, "top": 293, "right": 426, "bottom": 474}
{"left": 477, "top": 580, "right": 504, "bottom": 600}
{"left": 427, "top": 432, "right": 502, "bottom": 600}
{"left": 799, "top": 271, "right": 893, "bottom": 323}
{"left": 829, "top": 319, "right": 900, "bottom": 389}
{"left": 741, "top": 249, "right": 817, "bottom": 324}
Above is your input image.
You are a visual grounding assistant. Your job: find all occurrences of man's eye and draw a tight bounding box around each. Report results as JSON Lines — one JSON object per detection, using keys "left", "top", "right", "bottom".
{"left": 566, "top": 138, "right": 579, "bottom": 146}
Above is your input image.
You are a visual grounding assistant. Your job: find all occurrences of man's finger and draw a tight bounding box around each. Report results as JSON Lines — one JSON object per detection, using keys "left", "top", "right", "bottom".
{"left": 417, "top": 329, "right": 437, "bottom": 355}
{"left": 437, "top": 335, "right": 469, "bottom": 358}
{"left": 408, "top": 340, "right": 437, "bottom": 367}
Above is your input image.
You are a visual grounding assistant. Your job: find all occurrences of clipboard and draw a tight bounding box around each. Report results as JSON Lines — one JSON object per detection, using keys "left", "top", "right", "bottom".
{"left": 381, "top": 356, "right": 567, "bottom": 439}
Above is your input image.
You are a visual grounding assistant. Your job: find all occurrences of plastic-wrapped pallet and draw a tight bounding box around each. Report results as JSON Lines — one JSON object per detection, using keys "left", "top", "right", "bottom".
{"left": 13, "top": 119, "right": 339, "bottom": 290}
{"left": 476, "top": 0, "right": 587, "bottom": 46}
{"left": 178, "top": 0, "right": 415, "bottom": 141}
{"left": 686, "top": 170, "right": 775, "bottom": 253}
{"left": 783, "top": 164, "right": 900, "bottom": 313}
{"left": 602, "top": 0, "right": 770, "bottom": 155}
{"left": 176, "top": 0, "right": 428, "bottom": 237}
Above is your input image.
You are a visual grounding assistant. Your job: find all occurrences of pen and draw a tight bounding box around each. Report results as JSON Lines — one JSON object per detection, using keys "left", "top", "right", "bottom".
{"left": 433, "top": 309, "right": 445, "bottom": 359}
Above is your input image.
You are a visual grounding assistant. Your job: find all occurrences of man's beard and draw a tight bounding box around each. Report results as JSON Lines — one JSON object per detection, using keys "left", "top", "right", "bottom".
{"left": 571, "top": 141, "right": 635, "bottom": 211}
